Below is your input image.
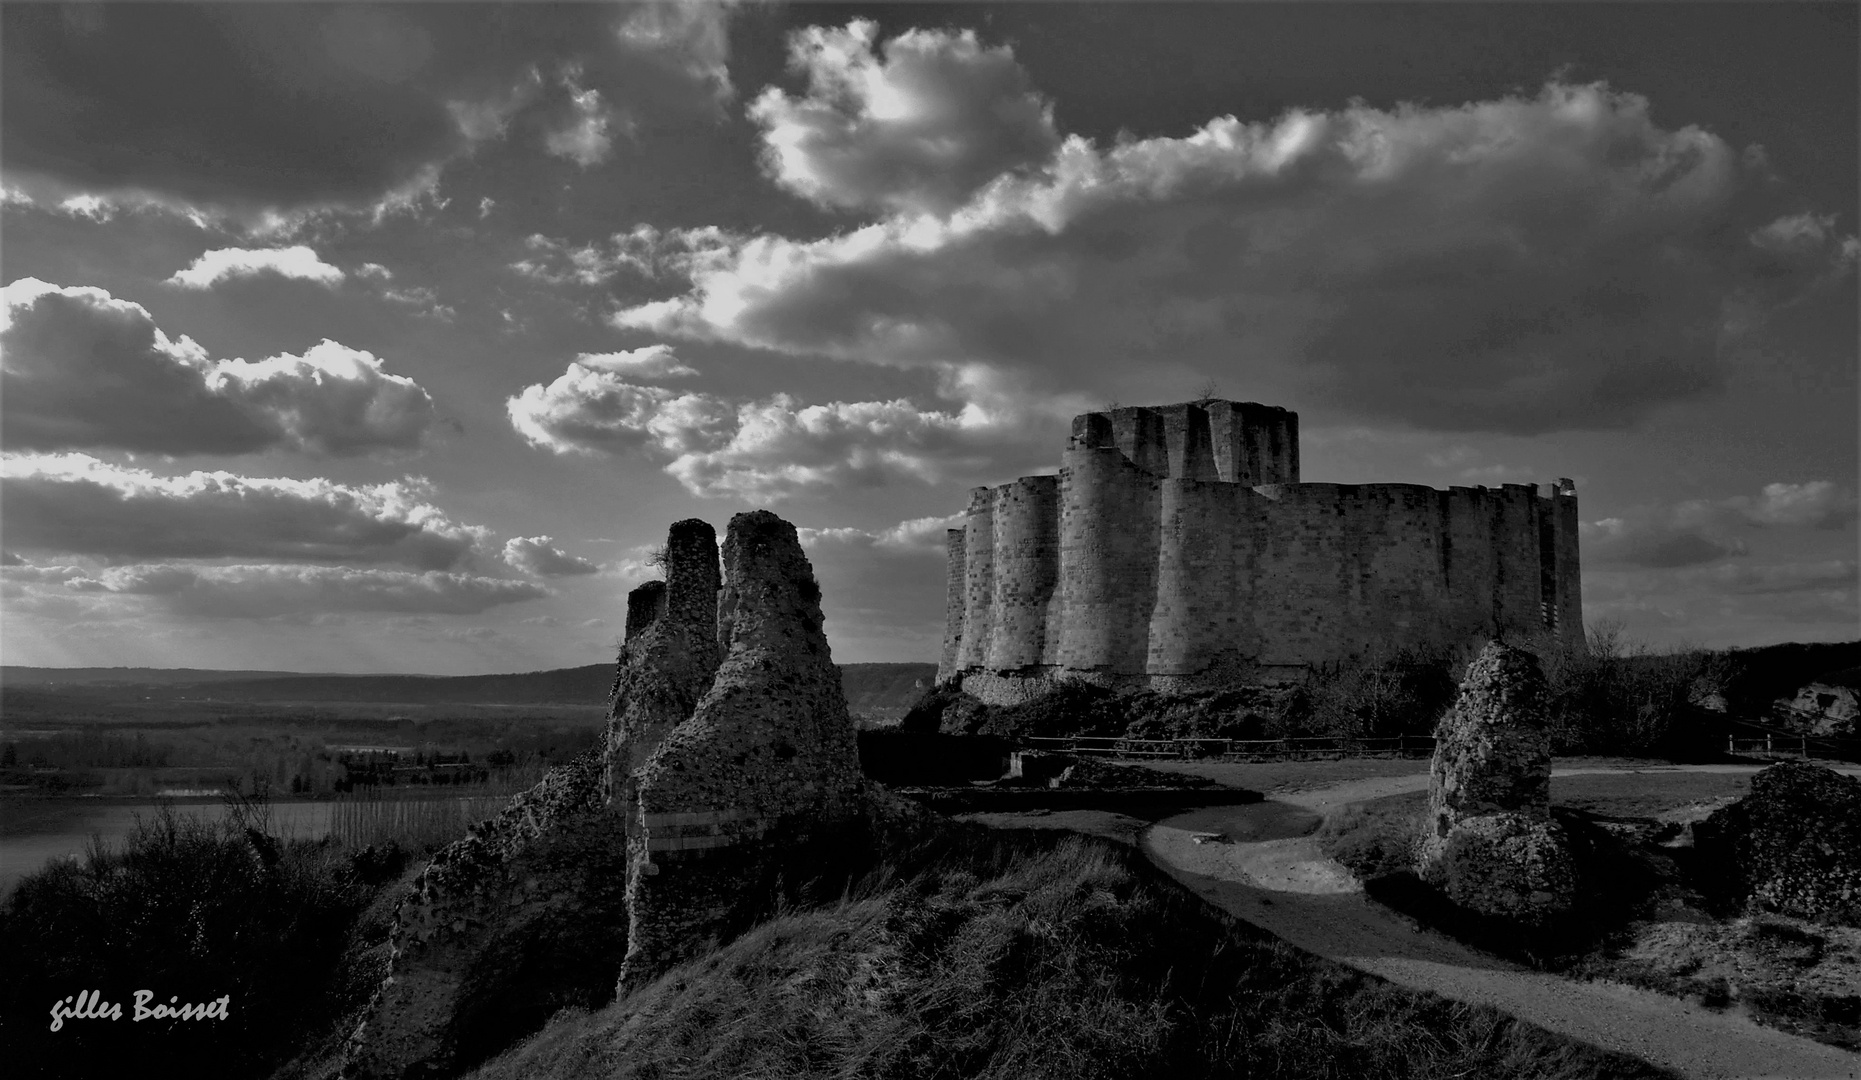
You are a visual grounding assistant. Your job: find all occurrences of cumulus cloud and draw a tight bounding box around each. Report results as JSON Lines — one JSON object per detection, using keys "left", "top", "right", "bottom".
{"left": 576, "top": 344, "right": 697, "bottom": 380}
{"left": 2, "top": 279, "right": 436, "bottom": 456}
{"left": 2, "top": 455, "right": 486, "bottom": 570}
{"left": 62, "top": 563, "right": 546, "bottom": 618}
{"left": 544, "top": 67, "right": 616, "bottom": 167}
{"left": 621, "top": 56, "right": 1858, "bottom": 435}
{"left": 506, "top": 361, "right": 1042, "bottom": 499}
{"left": 748, "top": 20, "right": 1059, "bottom": 215}
{"left": 167, "top": 246, "right": 346, "bottom": 289}
{"left": 1582, "top": 480, "right": 1855, "bottom": 568}
{"left": 502, "top": 535, "right": 600, "bottom": 577}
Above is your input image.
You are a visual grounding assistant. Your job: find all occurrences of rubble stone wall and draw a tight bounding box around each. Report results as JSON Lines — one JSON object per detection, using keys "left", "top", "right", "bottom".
{"left": 618, "top": 510, "right": 865, "bottom": 987}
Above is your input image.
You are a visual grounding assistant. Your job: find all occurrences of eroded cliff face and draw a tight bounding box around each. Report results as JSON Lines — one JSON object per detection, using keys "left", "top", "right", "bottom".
{"left": 1417, "top": 641, "right": 1575, "bottom": 926}
{"left": 618, "top": 509, "right": 865, "bottom": 987}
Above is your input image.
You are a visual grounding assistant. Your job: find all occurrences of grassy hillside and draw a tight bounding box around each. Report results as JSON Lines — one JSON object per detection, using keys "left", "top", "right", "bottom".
{"left": 467, "top": 827, "right": 1673, "bottom": 1080}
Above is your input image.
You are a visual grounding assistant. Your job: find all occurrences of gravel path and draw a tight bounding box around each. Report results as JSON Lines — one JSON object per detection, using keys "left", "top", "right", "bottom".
{"left": 1143, "top": 765, "right": 1861, "bottom": 1080}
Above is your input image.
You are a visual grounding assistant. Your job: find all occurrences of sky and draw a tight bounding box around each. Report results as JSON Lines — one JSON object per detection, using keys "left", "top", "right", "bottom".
{"left": 1, "top": 1, "right": 1855, "bottom": 675}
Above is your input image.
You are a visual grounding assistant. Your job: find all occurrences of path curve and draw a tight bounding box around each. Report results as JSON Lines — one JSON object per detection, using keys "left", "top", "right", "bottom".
{"left": 1143, "top": 765, "right": 1861, "bottom": 1080}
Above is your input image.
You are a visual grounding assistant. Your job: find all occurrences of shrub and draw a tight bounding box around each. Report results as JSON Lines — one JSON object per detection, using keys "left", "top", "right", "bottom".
{"left": 0, "top": 796, "right": 397, "bottom": 1080}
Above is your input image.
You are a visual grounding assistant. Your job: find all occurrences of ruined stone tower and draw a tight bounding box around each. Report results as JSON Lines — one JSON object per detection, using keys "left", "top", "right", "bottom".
{"left": 940, "top": 400, "right": 1584, "bottom": 703}
{"left": 610, "top": 510, "right": 864, "bottom": 987}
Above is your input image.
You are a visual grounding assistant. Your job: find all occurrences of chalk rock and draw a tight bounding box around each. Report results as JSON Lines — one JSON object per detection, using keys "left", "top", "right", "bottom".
{"left": 605, "top": 520, "right": 721, "bottom": 810}
{"left": 1418, "top": 641, "right": 1574, "bottom": 923}
{"left": 618, "top": 510, "right": 864, "bottom": 987}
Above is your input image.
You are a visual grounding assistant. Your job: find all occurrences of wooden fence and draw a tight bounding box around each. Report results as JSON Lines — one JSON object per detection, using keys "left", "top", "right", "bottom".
{"left": 1020, "top": 734, "right": 1437, "bottom": 762}
{"left": 1725, "top": 732, "right": 1861, "bottom": 762}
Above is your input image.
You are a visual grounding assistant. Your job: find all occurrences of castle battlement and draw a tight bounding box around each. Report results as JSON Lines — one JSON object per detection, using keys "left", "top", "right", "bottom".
{"left": 939, "top": 400, "right": 1583, "bottom": 702}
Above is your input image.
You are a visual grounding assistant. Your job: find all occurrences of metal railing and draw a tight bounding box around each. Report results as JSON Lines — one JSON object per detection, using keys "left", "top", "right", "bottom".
{"left": 1019, "top": 734, "right": 1437, "bottom": 761}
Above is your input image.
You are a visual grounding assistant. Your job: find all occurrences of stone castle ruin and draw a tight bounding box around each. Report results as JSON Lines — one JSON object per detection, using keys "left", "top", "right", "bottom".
{"left": 608, "top": 510, "right": 865, "bottom": 986}
{"left": 345, "top": 510, "right": 866, "bottom": 1077}
{"left": 939, "top": 400, "right": 1584, "bottom": 703}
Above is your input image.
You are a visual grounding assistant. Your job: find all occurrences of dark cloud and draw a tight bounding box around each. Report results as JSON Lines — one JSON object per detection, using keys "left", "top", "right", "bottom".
{"left": 2, "top": 457, "right": 485, "bottom": 570}
{"left": 1, "top": 3, "right": 742, "bottom": 224}
{"left": 2, "top": 279, "right": 436, "bottom": 456}
{"left": 1580, "top": 480, "right": 1856, "bottom": 569}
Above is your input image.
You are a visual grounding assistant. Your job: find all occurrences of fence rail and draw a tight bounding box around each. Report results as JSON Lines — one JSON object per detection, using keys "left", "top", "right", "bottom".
{"left": 1725, "top": 733, "right": 1861, "bottom": 761}
{"left": 1020, "top": 735, "right": 1437, "bottom": 762}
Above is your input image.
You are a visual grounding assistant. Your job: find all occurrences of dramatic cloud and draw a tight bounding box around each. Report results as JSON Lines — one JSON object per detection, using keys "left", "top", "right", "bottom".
{"left": 62, "top": 563, "right": 546, "bottom": 618}
{"left": 2, "top": 279, "right": 436, "bottom": 455}
{"left": 502, "top": 535, "right": 600, "bottom": 577}
{"left": 1582, "top": 480, "right": 1855, "bottom": 568}
{"left": 624, "top": 55, "right": 1857, "bottom": 435}
{"left": 507, "top": 362, "right": 1043, "bottom": 499}
{"left": 2, "top": 455, "right": 487, "bottom": 570}
{"left": 748, "top": 20, "right": 1060, "bottom": 215}
{"left": 166, "top": 246, "right": 346, "bottom": 289}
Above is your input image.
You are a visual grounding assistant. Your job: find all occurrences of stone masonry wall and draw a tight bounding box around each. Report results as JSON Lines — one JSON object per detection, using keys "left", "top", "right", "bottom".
{"left": 605, "top": 520, "right": 721, "bottom": 810}
{"left": 938, "top": 399, "right": 1584, "bottom": 694}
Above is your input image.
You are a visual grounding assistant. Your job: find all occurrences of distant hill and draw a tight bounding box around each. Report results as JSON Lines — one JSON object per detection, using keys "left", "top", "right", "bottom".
{"left": 1, "top": 667, "right": 321, "bottom": 687}
{"left": 0, "top": 661, "right": 939, "bottom": 714}
{"left": 1716, "top": 641, "right": 1861, "bottom": 713}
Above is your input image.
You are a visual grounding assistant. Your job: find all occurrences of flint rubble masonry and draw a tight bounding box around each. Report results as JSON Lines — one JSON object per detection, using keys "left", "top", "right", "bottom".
{"left": 614, "top": 510, "right": 865, "bottom": 988}
{"left": 1416, "top": 641, "right": 1575, "bottom": 925}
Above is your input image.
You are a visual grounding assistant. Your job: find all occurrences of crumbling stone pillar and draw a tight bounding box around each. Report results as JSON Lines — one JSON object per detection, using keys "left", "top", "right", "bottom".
{"left": 617, "top": 510, "right": 865, "bottom": 988}
{"left": 1416, "top": 640, "right": 1575, "bottom": 924}
{"left": 605, "top": 520, "right": 721, "bottom": 812}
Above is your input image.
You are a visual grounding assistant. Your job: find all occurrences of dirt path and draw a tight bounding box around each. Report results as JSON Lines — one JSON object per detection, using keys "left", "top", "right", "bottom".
{"left": 1143, "top": 765, "right": 1861, "bottom": 1080}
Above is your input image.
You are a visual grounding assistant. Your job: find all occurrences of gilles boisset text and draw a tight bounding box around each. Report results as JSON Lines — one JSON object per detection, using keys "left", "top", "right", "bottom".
{"left": 50, "top": 990, "right": 232, "bottom": 1030}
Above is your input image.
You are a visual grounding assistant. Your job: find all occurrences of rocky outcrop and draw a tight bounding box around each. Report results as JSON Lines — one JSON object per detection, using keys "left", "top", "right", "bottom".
{"left": 1696, "top": 761, "right": 1861, "bottom": 927}
{"left": 341, "top": 752, "right": 624, "bottom": 1079}
{"left": 616, "top": 510, "right": 866, "bottom": 988}
{"left": 1417, "top": 641, "right": 1575, "bottom": 924}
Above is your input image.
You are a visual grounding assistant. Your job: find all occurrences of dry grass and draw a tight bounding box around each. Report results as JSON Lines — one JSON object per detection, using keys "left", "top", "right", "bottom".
{"left": 466, "top": 827, "right": 1675, "bottom": 1080}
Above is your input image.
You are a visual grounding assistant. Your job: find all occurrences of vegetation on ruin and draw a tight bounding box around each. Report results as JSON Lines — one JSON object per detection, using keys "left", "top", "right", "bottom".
{"left": 467, "top": 825, "right": 1674, "bottom": 1080}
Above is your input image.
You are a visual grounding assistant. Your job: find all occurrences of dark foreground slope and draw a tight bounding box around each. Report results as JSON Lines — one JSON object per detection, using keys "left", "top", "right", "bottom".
{"left": 467, "top": 827, "right": 1674, "bottom": 1080}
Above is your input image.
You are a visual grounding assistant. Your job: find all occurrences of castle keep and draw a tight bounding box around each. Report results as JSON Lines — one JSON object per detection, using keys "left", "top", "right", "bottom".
{"left": 938, "top": 400, "right": 1583, "bottom": 702}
